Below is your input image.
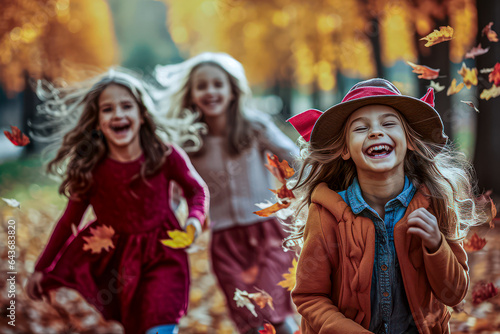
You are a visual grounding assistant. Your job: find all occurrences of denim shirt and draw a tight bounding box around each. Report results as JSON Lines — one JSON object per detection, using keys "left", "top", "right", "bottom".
{"left": 338, "top": 176, "right": 418, "bottom": 334}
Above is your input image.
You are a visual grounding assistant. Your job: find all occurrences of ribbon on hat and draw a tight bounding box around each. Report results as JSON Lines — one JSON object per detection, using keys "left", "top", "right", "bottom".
{"left": 420, "top": 87, "right": 435, "bottom": 107}
{"left": 287, "top": 109, "right": 322, "bottom": 142}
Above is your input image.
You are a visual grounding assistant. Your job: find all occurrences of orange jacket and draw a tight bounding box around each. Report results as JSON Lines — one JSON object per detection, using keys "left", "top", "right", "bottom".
{"left": 292, "top": 183, "right": 469, "bottom": 334}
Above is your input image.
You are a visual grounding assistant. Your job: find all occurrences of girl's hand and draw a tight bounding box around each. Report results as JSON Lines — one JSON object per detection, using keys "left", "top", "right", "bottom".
{"left": 185, "top": 217, "right": 202, "bottom": 241}
{"left": 26, "top": 271, "right": 44, "bottom": 300}
{"left": 407, "top": 208, "right": 442, "bottom": 253}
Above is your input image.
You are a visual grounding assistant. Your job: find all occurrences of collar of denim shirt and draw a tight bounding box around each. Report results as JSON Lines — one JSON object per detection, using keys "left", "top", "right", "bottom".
{"left": 346, "top": 176, "right": 416, "bottom": 216}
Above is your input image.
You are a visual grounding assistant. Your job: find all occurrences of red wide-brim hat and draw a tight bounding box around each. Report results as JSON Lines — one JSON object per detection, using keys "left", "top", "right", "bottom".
{"left": 288, "top": 78, "right": 448, "bottom": 150}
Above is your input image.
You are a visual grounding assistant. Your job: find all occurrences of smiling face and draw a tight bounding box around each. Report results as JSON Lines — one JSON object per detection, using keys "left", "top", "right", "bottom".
{"left": 98, "top": 84, "right": 143, "bottom": 156}
{"left": 343, "top": 104, "right": 410, "bottom": 177}
{"left": 190, "top": 64, "right": 234, "bottom": 120}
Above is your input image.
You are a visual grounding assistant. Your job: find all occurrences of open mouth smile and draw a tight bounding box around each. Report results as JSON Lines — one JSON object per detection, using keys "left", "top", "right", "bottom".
{"left": 364, "top": 144, "right": 394, "bottom": 159}
{"left": 110, "top": 123, "right": 131, "bottom": 135}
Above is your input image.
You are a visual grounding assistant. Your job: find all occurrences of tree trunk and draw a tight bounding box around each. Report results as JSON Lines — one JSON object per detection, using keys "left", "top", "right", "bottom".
{"left": 474, "top": 0, "right": 500, "bottom": 193}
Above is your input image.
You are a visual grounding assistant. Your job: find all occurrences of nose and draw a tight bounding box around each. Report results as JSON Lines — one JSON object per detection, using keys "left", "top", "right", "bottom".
{"left": 113, "top": 107, "right": 125, "bottom": 117}
{"left": 206, "top": 84, "right": 217, "bottom": 95}
{"left": 368, "top": 129, "right": 384, "bottom": 139}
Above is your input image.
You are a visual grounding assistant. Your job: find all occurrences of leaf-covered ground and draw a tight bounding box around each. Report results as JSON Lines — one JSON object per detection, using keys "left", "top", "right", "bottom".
{"left": 0, "top": 157, "right": 498, "bottom": 333}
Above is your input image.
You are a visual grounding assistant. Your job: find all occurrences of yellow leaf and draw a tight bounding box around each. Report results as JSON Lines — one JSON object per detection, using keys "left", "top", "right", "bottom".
{"left": 480, "top": 85, "right": 500, "bottom": 101}
{"left": 457, "top": 63, "right": 478, "bottom": 89}
{"left": 160, "top": 224, "right": 195, "bottom": 249}
{"left": 277, "top": 258, "right": 297, "bottom": 291}
{"left": 420, "top": 26, "right": 454, "bottom": 47}
{"left": 82, "top": 225, "right": 115, "bottom": 254}
{"left": 446, "top": 78, "right": 464, "bottom": 96}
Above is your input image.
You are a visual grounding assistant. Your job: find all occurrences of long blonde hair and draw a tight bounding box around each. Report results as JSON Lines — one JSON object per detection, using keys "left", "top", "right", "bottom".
{"left": 285, "top": 110, "right": 489, "bottom": 248}
{"left": 155, "top": 52, "right": 266, "bottom": 156}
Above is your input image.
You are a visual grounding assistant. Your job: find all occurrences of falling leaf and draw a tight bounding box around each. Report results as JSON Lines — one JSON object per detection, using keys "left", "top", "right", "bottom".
{"left": 265, "top": 154, "right": 294, "bottom": 184}
{"left": 446, "top": 79, "right": 465, "bottom": 96}
{"left": 488, "top": 63, "right": 500, "bottom": 87}
{"left": 4, "top": 125, "right": 30, "bottom": 146}
{"left": 463, "top": 233, "right": 487, "bottom": 252}
{"left": 420, "top": 26, "right": 454, "bottom": 47}
{"left": 480, "top": 67, "right": 494, "bottom": 74}
{"left": 457, "top": 63, "right": 478, "bottom": 89}
{"left": 160, "top": 225, "right": 195, "bottom": 249}
{"left": 465, "top": 43, "right": 490, "bottom": 59}
{"left": 472, "top": 282, "right": 498, "bottom": 305}
{"left": 82, "top": 225, "right": 115, "bottom": 254}
{"left": 233, "top": 288, "right": 258, "bottom": 317}
{"left": 480, "top": 85, "right": 500, "bottom": 100}
{"left": 259, "top": 323, "right": 276, "bottom": 334}
{"left": 406, "top": 61, "right": 440, "bottom": 80}
{"left": 482, "top": 22, "right": 499, "bottom": 42}
{"left": 278, "top": 258, "right": 297, "bottom": 291}
{"left": 248, "top": 288, "right": 274, "bottom": 310}
{"left": 460, "top": 101, "right": 479, "bottom": 113}
{"left": 2, "top": 198, "right": 20, "bottom": 208}
{"left": 270, "top": 184, "right": 295, "bottom": 199}
{"left": 254, "top": 201, "right": 290, "bottom": 217}
{"left": 254, "top": 200, "right": 295, "bottom": 220}
{"left": 478, "top": 190, "right": 497, "bottom": 228}
{"left": 429, "top": 81, "right": 445, "bottom": 92}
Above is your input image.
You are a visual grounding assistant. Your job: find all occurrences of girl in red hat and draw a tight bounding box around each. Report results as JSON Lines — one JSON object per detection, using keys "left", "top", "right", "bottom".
{"left": 286, "top": 78, "right": 489, "bottom": 334}
{"left": 155, "top": 52, "right": 299, "bottom": 334}
{"left": 26, "top": 68, "right": 209, "bottom": 334}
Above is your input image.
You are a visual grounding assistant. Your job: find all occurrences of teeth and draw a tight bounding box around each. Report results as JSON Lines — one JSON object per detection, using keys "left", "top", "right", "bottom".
{"left": 367, "top": 145, "right": 391, "bottom": 154}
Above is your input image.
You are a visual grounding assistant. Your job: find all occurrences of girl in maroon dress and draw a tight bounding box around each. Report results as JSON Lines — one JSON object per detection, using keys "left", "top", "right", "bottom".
{"left": 26, "top": 69, "right": 209, "bottom": 334}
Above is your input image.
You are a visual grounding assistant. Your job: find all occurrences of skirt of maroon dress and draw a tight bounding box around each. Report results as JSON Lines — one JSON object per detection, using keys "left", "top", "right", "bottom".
{"left": 39, "top": 220, "right": 190, "bottom": 334}
{"left": 210, "top": 218, "right": 296, "bottom": 333}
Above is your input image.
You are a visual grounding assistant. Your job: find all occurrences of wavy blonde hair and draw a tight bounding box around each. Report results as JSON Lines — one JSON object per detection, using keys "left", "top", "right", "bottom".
{"left": 284, "top": 110, "right": 489, "bottom": 249}
{"left": 154, "top": 52, "right": 266, "bottom": 156}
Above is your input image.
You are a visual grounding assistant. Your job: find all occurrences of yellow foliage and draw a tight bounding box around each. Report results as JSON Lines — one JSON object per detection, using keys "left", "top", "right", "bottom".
{"left": 480, "top": 85, "right": 500, "bottom": 101}
{"left": 0, "top": 0, "right": 117, "bottom": 95}
{"left": 457, "top": 62, "right": 478, "bottom": 89}
{"left": 161, "top": 224, "right": 196, "bottom": 249}
{"left": 449, "top": 0, "right": 477, "bottom": 63}
{"left": 277, "top": 258, "right": 297, "bottom": 291}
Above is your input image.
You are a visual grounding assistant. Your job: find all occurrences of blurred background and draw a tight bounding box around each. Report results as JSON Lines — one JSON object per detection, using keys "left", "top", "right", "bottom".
{"left": 1, "top": 0, "right": 500, "bottom": 333}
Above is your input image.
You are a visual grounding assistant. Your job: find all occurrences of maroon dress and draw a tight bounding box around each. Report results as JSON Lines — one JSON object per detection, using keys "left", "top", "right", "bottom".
{"left": 35, "top": 146, "right": 209, "bottom": 334}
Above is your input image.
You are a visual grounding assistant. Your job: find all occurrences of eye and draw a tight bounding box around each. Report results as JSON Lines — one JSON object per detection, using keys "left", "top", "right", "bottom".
{"left": 100, "top": 107, "right": 112, "bottom": 113}
{"left": 353, "top": 126, "right": 367, "bottom": 132}
{"left": 195, "top": 83, "right": 206, "bottom": 90}
{"left": 122, "top": 103, "right": 132, "bottom": 109}
{"left": 214, "top": 81, "right": 223, "bottom": 88}
{"left": 383, "top": 122, "right": 396, "bottom": 126}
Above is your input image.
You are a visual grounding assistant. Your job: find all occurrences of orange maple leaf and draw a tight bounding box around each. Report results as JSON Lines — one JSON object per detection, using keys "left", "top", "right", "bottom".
{"left": 465, "top": 43, "right": 490, "bottom": 59}
{"left": 460, "top": 100, "right": 479, "bottom": 113}
{"left": 463, "top": 232, "right": 487, "bottom": 252}
{"left": 259, "top": 323, "right": 276, "bottom": 334}
{"left": 480, "top": 85, "right": 500, "bottom": 100}
{"left": 420, "top": 26, "right": 454, "bottom": 47}
{"left": 253, "top": 201, "right": 291, "bottom": 217}
{"left": 270, "top": 184, "right": 295, "bottom": 199}
{"left": 82, "top": 225, "right": 115, "bottom": 254}
{"left": 457, "top": 63, "right": 478, "bottom": 89}
{"left": 482, "top": 22, "right": 499, "bottom": 42}
{"left": 265, "top": 153, "right": 294, "bottom": 184}
{"left": 278, "top": 258, "right": 297, "bottom": 291}
{"left": 446, "top": 79, "right": 464, "bottom": 96}
{"left": 488, "top": 63, "right": 500, "bottom": 86}
{"left": 407, "top": 61, "right": 440, "bottom": 80}
{"left": 4, "top": 125, "right": 30, "bottom": 146}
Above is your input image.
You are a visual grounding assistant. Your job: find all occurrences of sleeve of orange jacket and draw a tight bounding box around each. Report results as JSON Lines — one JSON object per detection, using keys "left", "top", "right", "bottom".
{"left": 292, "top": 203, "right": 372, "bottom": 334}
{"left": 422, "top": 232, "right": 469, "bottom": 307}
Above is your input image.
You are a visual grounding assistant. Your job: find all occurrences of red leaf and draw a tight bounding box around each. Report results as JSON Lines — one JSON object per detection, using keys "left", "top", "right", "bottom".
{"left": 259, "top": 323, "right": 276, "bottom": 334}
{"left": 407, "top": 61, "right": 440, "bottom": 80}
{"left": 488, "top": 63, "right": 500, "bottom": 87}
{"left": 465, "top": 43, "right": 490, "bottom": 59}
{"left": 472, "top": 281, "right": 498, "bottom": 305}
{"left": 482, "top": 22, "right": 499, "bottom": 42}
{"left": 463, "top": 232, "right": 487, "bottom": 252}
{"left": 4, "top": 125, "right": 30, "bottom": 146}
{"left": 270, "top": 184, "right": 295, "bottom": 199}
{"left": 265, "top": 153, "right": 294, "bottom": 184}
